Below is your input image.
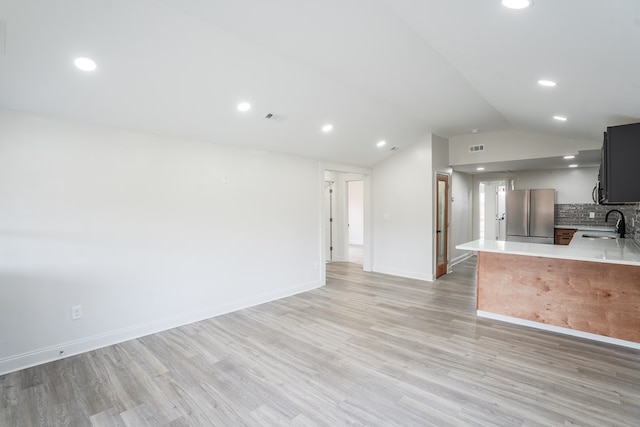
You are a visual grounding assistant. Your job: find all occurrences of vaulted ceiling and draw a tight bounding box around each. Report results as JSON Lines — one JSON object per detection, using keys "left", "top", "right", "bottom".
{"left": 1, "top": 0, "right": 638, "bottom": 167}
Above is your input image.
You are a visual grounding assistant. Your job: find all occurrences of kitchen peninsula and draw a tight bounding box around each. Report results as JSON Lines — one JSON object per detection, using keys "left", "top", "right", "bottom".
{"left": 457, "top": 230, "right": 640, "bottom": 349}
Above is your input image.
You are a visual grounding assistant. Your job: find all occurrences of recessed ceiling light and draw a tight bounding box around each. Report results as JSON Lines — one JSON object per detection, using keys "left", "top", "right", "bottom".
{"left": 476, "top": 167, "right": 485, "bottom": 171}
{"left": 553, "top": 115, "right": 567, "bottom": 122}
{"left": 237, "top": 102, "right": 251, "bottom": 112}
{"left": 502, "top": 0, "right": 532, "bottom": 9}
{"left": 377, "top": 140, "right": 387, "bottom": 148}
{"left": 538, "top": 80, "right": 557, "bottom": 87}
{"left": 74, "top": 57, "right": 97, "bottom": 72}
{"left": 322, "top": 124, "right": 333, "bottom": 133}
{"left": 472, "top": 129, "right": 479, "bottom": 134}
{"left": 563, "top": 155, "right": 575, "bottom": 160}
{"left": 568, "top": 164, "right": 578, "bottom": 168}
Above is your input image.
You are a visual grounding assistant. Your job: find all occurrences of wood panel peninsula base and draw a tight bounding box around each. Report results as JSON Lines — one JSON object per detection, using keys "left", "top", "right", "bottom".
{"left": 476, "top": 251, "right": 640, "bottom": 349}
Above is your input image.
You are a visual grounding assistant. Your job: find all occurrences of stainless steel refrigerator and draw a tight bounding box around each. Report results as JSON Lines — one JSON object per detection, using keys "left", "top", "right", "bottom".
{"left": 505, "top": 189, "right": 555, "bottom": 244}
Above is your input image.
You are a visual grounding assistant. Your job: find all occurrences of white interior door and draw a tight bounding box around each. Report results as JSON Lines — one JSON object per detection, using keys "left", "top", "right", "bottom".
{"left": 479, "top": 180, "right": 506, "bottom": 241}
{"left": 324, "top": 181, "right": 334, "bottom": 261}
{"left": 347, "top": 181, "right": 364, "bottom": 245}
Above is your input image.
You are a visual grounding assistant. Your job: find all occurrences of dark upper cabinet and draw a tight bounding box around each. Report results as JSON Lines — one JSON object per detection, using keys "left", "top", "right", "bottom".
{"left": 599, "top": 122, "right": 640, "bottom": 204}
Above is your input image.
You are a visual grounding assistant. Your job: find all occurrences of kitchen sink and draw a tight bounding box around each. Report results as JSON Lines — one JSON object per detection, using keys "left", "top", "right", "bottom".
{"left": 582, "top": 234, "right": 617, "bottom": 239}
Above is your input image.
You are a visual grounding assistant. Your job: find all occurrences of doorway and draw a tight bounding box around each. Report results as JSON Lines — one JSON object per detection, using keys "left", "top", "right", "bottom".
{"left": 478, "top": 179, "right": 513, "bottom": 241}
{"left": 322, "top": 168, "right": 372, "bottom": 273}
{"left": 435, "top": 174, "right": 449, "bottom": 278}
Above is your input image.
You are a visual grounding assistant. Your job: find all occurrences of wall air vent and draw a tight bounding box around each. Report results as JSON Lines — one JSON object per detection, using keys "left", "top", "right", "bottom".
{"left": 264, "top": 113, "right": 286, "bottom": 122}
{"left": 469, "top": 144, "right": 485, "bottom": 152}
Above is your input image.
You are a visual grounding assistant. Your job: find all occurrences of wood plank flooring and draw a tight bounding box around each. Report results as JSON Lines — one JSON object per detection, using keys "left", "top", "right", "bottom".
{"left": 1, "top": 258, "right": 639, "bottom": 426}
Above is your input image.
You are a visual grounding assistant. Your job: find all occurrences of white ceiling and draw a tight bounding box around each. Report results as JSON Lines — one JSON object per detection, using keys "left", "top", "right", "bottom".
{"left": 0, "top": 0, "right": 638, "bottom": 168}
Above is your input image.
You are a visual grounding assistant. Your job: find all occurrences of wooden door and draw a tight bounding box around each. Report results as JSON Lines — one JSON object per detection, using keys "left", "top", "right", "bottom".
{"left": 436, "top": 174, "right": 449, "bottom": 278}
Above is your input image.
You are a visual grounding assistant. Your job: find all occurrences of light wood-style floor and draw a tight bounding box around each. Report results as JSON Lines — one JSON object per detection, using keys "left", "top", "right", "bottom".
{"left": 2, "top": 258, "right": 639, "bottom": 426}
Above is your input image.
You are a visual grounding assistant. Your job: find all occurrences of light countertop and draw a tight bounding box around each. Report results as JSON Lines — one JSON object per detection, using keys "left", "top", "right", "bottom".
{"left": 457, "top": 229, "right": 640, "bottom": 266}
{"left": 554, "top": 225, "right": 616, "bottom": 232}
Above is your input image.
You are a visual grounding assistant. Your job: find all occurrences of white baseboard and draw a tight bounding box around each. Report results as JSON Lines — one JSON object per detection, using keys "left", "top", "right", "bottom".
{"left": 372, "top": 265, "right": 433, "bottom": 282}
{"left": 0, "top": 280, "right": 323, "bottom": 375}
{"left": 450, "top": 251, "right": 474, "bottom": 266}
{"left": 477, "top": 310, "right": 640, "bottom": 350}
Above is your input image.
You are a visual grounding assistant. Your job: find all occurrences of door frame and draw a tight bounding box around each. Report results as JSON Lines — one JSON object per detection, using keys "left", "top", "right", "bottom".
{"left": 319, "top": 163, "right": 372, "bottom": 285}
{"left": 475, "top": 177, "right": 515, "bottom": 241}
{"left": 435, "top": 173, "right": 449, "bottom": 278}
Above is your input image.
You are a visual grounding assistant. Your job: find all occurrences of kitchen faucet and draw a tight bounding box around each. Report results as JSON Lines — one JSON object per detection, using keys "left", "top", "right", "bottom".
{"left": 605, "top": 209, "right": 626, "bottom": 238}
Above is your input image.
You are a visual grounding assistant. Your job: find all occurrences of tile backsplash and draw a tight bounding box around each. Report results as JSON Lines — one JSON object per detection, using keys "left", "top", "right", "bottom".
{"left": 634, "top": 203, "right": 640, "bottom": 247}
{"left": 555, "top": 203, "right": 639, "bottom": 245}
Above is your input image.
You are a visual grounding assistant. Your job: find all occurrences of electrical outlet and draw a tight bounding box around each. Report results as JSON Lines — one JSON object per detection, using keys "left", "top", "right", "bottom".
{"left": 71, "top": 305, "right": 82, "bottom": 320}
{"left": 589, "top": 212, "right": 595, "bottom": 219}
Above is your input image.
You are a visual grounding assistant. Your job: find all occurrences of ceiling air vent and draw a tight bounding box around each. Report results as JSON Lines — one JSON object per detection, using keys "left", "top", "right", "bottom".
{"left": 469, "top": 144, "right": 485, "bottom": 152}
{"left": 264, "top": 113, "right": 286, "bottom": 122}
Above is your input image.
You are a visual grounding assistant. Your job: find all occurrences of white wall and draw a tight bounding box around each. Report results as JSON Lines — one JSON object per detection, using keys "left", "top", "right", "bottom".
{"left": 372, "top": 136, "right": 435, "bottom": 281}
{"left": 449, "top": 130, "right": 600, "bottom": 166}
{"left": 450, "top": 171, "right": 473, "bottom": 263}
{"left": 471, "top": 166, "right": 597, "bottom": 203}
{"left": 0, "top": 109, "right": 321, "bottom": 374}
{"left": 348, "top": 181, "right": 364, "bottom": 245}
{"left": 432, "top": 135, "right": 450, "bottom": 171}
{"left": 515, "top": 167, "right": 598, "bottom": 204}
